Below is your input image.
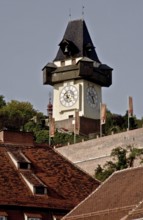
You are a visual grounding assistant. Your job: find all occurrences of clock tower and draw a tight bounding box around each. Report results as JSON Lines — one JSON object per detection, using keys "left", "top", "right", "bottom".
{"left": 42, "top": 19, "right": 113, "bottom": 136}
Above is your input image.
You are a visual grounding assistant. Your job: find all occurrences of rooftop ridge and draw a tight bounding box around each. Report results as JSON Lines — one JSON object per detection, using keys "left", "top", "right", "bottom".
{"left": 124, "top": 200, "right": 143, "bottom": 219}
{"left": 63, "top": 205, "right": 135, "bottom": 219}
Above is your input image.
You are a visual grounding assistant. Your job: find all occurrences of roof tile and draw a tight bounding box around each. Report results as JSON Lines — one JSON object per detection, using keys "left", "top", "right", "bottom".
{"left": 0, "top": 140, "right": 99, "bottom": 210}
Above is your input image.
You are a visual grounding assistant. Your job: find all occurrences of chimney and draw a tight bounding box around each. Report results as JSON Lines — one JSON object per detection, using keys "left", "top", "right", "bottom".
{"left": 0, "top": 130, "right": 34, "bottom": 145}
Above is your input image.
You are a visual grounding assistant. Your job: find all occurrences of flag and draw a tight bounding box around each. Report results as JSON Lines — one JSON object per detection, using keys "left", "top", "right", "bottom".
{"left": 128, "top": 96, "right": 133, "bottom": 117}
{"left": 75, "top": 110, "right": 80, "bottom": 134}
{"left": 50, "top": 117, "right": 55, "bottom": 137}
{"left": 100, "top": 104, "right": 106, "bottom": 125}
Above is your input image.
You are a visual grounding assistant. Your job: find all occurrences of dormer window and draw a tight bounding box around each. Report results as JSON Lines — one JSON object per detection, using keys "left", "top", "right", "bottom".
{"left": 7, "top": 151, "right": 31, "bottom": 170}
{"left": 21, "top": 171, "right": 47, "bottom": 195}
{"left": 18, "top": 162, "right": 30, "bottom": 169}
{"left": 34, "top": 185, "right": 47, "bottom": 195}
{"left": 59, "top": 39, "right": 79, "bottom": 57}
{"left": 84, "top": 42, "right": 95, "bottom": 58}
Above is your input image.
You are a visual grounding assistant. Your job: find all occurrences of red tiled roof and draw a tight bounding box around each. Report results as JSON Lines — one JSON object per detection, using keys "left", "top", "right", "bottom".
{"left": 0, "top": 211, "right": 8, "bottom": 216}
{"left": 123, "top": 201, "right": 143, "bottom": 220}
{"left": 0, "top": 142, "right": 99, "bottom": 211}
{"left": 62, "top": 166, "right": 143, "bottom": 220}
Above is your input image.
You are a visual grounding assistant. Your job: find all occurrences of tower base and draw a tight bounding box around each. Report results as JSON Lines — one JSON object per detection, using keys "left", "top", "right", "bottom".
{"left": 55, "top": 117, "right": 100, "bottom": 137}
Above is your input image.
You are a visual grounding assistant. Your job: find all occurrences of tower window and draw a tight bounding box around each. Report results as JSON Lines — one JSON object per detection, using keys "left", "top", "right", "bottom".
{"left": 61, "top": 60, "right": 65, "bottom": 66}
{"left": 69, "top": 115, "right": 73, "bottom": 118}
{"left": 59, "top": 39, "right": 79, "bottom": 57}
{"left": 72, "top": 59, "right": 76, "bottom": 65}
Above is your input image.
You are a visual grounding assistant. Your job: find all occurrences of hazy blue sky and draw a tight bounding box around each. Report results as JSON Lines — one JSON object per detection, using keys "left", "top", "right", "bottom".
{"left": 0, "top": 0, "right": 143, "bottom": 118}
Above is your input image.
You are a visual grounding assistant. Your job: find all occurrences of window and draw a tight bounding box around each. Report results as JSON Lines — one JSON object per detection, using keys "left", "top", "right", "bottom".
{"left": 19, "top": 162, "right": 30, "bottom": 169}
{"left": 28, "top": 218, "right": 41, "bottom": 220}
{"left": 72, "top": 58, "right": 76, "bottom": 65}
{"left": 61, "top": 60, "right": 65, "bottom": 67}
{"left": 34, "top": 186, "right": 46, "bottom": 195}
{"left": 0, "top": 212, "right": 8, "bottom": 220}
{"left": 21, "top": 172, "right": 47, "bottom": 195}
{"left": 69, "top": 115, "right": 73, "bottom": 118}
{"left": 24, "top": 213, "right": 42, "bottom": 220}
{"left": 0, "top": 217, "right": 7, "bottom": 220}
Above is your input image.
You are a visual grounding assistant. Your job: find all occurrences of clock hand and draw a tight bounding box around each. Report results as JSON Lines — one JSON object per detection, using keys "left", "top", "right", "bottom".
{"left": 88, "top": 91, "right": 95, "bottom": 104}
{"left": 91, "top": 96, "right": 95, "bottom": 104}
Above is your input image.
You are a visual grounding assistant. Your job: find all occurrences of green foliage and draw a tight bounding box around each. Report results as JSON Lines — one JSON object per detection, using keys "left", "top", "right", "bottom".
{"left": 103, "top": 109, "right": 138, "bottom": 136}
{"left": 0, "top": 100, "right": 41, "bottom": 131}
{"left": 111, "top": 147, "right": 128, "bottom": 170}
{"left": 35, "top": 130, "right": 49, "bottom": 144}
{"left": 123, "top": 111, "right": 138, "bottom": 130}
{"left": 95, "top": 145, "right": 143, "bottom": 181}
{"left": 136, "top": 118, "right": 143, "bottom": 128}
{"left": 0, "top": 95, "right": 142, "bottom": 146}
{"left": 3, "top": 94, "right": 86, "bottom": 144}
{"left": 0, "top": 95, "right": 6, "bottom": 108}
{"left": 127, "top": 145, "right": 143, "bottom": 167}
{"left": 95, "top": 164, "right": 114, "bottom": 182}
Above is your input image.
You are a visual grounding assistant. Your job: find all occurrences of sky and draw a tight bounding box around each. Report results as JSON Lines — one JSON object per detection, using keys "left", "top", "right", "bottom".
{"left": 0, "top": 0, "right": 143, "bottom": 118}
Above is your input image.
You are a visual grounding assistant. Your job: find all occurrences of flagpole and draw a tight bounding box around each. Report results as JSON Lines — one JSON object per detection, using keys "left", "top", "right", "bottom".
{"left": 100, "top": 123, "right": 102, "bottom": 137}
{"left": 100, "top": 103, "right": 102, "bottom": 137}
{"left": 49, "top": 116, "right": 51, "bottom": 146}
{"left": 128, "top": 96, "right": 133, "bottom": 131}
{"left": 47, "top": 96, "right": 53, "bottom": 146}
{"left": 127, "top": 96, "right": 129, "bottom": 130}
{"left": 74, "top": 117, "right": 76, "bottom": 144}
{"left": 128, "top": 109, "right": 130, "bottom": 131}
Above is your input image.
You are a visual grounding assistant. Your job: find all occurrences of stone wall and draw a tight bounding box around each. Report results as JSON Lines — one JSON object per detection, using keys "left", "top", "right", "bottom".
{"left": 56, "top": 128, "right": 143, "bottom": 176}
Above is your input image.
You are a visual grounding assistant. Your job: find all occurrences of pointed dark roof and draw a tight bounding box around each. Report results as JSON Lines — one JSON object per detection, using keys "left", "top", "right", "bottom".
{"left": 54, "top": 19, "right": 101, "bottom": 63}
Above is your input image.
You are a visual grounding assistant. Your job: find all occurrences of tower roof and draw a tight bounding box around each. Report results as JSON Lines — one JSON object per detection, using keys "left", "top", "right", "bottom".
{"left": 54, "top": 19, "right": 101, "bottom": 63}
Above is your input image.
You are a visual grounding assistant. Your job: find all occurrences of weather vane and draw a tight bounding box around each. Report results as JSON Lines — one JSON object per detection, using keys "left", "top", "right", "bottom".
{"left": 82, "top": 5, "right": 85, "bottom": 19}
{"left": 69, "top": 8, "right": 71, "bottom": 20}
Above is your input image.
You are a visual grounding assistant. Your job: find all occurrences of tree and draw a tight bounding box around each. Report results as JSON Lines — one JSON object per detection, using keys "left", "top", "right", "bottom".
{"left": 123, "top": 111, "right": 138, "bottom": 130}
{"left": 0, "top": 95, "right": 6, "bottom": 108}
{"left": 103, "top": 110, "right": 126, "bottom": 135}
{"left": 0, "top": 100, "right": 39, "bottom": 130}
{"left": 95, "top": 145, "right": 143, "bottom": 181}
{"left": 103, "top": 109, "right": 139, "bottom": 136}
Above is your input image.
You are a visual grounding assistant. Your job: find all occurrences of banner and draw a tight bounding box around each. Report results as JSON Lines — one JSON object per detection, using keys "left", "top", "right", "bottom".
{"left": 100, "top": 104, "right": 106, "bottom": 125}
{"left": 75, "top": 110, "right": 80, "bottom": 134}
{"left": 50, "top": 117, "right": 55, "bottom": 137}
{"left": 128, "top": 96, "right": 133, "bottom": 117}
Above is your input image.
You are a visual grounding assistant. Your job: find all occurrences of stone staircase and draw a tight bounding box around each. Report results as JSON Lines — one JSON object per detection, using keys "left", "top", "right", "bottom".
{"left": 56, "top": 128, "right": 143, "bottom": 176}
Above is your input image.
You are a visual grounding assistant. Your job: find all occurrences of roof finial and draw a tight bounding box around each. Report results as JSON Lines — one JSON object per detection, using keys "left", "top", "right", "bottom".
{"left": 49, "top": 91, "right": 52, "bottom": 103}
{"left": 82, "top": 5, "right": 85, "bottom": 19}
{"left": 69, "top": 8, "right": 71, "bottom": 21}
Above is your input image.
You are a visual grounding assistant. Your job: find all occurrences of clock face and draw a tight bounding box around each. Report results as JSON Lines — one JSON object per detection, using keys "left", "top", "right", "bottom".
{"left": 86, "top": 85, "right": 98, "bottom": 108}
{"left": 60, "top": 85, "right": 78, "bottom": 107}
